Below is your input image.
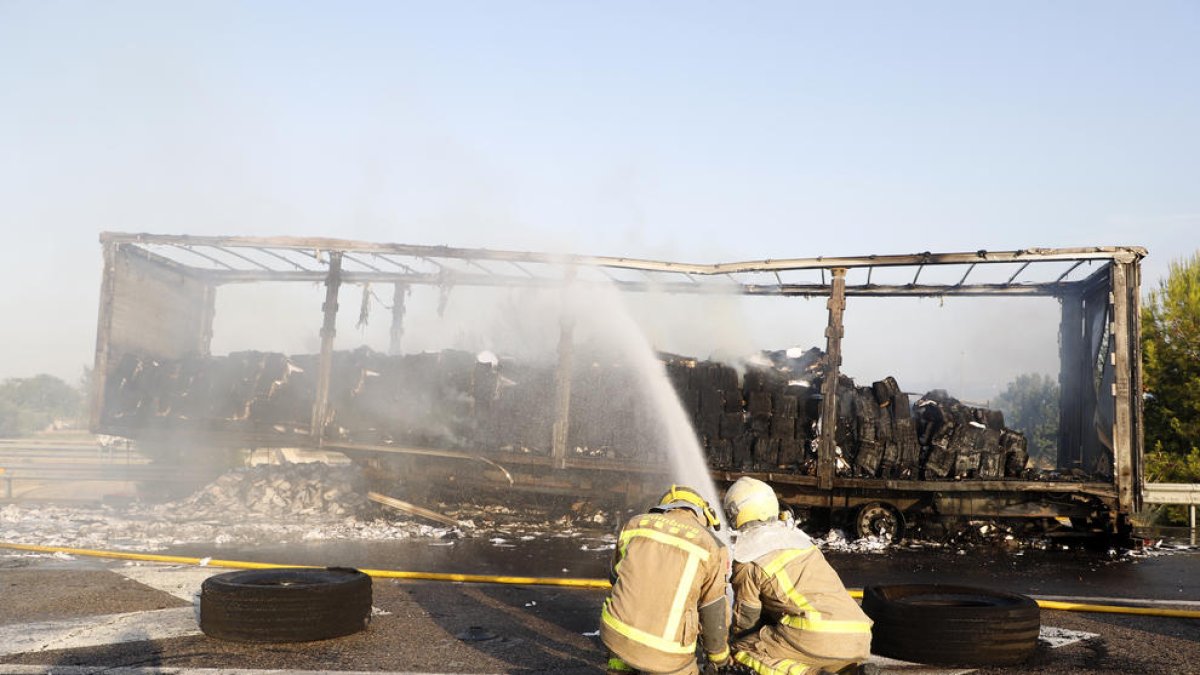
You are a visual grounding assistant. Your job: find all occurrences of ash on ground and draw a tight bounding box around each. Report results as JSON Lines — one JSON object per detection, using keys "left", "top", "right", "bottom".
{"left": 0, "top": 462, "right": 618, "bottom": 553}
{"left": 1, "top": 462, "right": 1189, "bottom": 561}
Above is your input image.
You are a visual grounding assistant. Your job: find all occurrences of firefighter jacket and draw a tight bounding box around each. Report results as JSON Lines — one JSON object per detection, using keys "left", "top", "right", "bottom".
{"left": 730, "top": 520, "right": 872, "bottom": 661}
{"left": 600, "top": 508, "right": 731, "bottom": 673}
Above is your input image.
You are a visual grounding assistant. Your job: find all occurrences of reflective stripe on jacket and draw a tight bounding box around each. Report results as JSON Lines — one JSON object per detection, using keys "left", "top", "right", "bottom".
{"left": 601, "top": 509, "right": 730, "bottom": 673}
{"left": 731, "top": 523, "right": 871, "bottom": 660}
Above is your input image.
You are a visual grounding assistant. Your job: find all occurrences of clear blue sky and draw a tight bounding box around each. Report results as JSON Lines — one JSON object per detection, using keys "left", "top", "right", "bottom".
{"left": 1, "top": 1, "right": 1197, "bottom": 385}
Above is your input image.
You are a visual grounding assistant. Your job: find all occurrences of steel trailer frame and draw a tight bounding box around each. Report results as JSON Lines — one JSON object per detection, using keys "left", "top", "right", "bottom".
{"left": 91, "top": 233, "right": 1147, "bottom": 530}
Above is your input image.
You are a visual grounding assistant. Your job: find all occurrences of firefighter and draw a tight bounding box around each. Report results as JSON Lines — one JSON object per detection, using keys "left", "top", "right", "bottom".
{"left": 601, "top": 485, "right": 733, "bottom": 675}
{"left": 722, "top": 477, "right": 873, "bottom": 675}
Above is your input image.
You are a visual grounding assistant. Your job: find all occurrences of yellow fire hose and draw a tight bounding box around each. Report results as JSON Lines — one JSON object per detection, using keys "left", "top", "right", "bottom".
{"left": 0, "top": 542, "right": 610, "bottom": 589}
{"left": 3, "top": 541, "right": 1198, "bottom": 618}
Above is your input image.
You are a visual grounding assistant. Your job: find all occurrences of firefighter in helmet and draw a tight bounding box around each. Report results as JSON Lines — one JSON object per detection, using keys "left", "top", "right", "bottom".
{"left": 601, "top": 485, "right": 732, "bottom": 675}
{"left": 723, "top": 477, "right": 873, "bottom": 675}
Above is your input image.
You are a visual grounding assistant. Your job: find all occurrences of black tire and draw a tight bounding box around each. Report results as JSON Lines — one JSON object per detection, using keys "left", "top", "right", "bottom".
{"left": 862, "top": 584, "right": 1040, "bottom": 666}
{"left": 199, "top": 567, "right": 372, "bottom": 643}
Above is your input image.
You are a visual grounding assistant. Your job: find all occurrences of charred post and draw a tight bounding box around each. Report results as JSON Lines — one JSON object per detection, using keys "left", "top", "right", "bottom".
{"left": 389, "top": 282, "right": 409, "bottom": 356}
{"left": 551, "top": 285, "right": 576, "bottom": 470}
{"left": 1057, "top": 292, "right": 1085, "bottom": 470}
{"left": 311, "top": 252, "right": 343, "bottom": 438}
{"left": 1110, "top": 260, "right": 1137, "bottom": 514}
{"left": 817, "top": 268, "right": 847, "bottom": 491}
{"left": 90, "top": 241, "right": 119, "bottom": 430}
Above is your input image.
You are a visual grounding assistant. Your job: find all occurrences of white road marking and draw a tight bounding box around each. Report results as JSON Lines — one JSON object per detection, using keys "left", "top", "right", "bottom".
{"left": 0, "top": 607, "right": 200, "bottom": 656}
{"left": 116, "top": 564, "right": 222, "bottom": 602}
{"left": 1039, "top": 625, "right": 1100, "bottom": 648}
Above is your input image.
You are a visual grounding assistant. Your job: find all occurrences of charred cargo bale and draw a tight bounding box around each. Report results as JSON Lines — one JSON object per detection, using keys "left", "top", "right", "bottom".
{"left": 1001, "top": 430, "right": 1029, "bottom": 477}
{"left": 253, "top": 353, "right": 314, "bottom": 431}
{"left": 855, "top": 440, "right": 883, "bottom": 477}
{"left": 777, "top": 437, "right": 804, "bottom": 468}
{"left": 753, "top": 437, "right": 780, "bottom": 467}
{"left": 913, "top": 390, "right": 1030, "bottom": 480}
{"left": 872, "top": 377, "right": 900, "bottom": 406}
{"left": 747, "top": 390, "right": 773, "bottom": 416}
{"left": 485, "top": 360, "right": 555, "bottom": 455}
{"left": 828, "top": 378, "right": 857, "bottom": 476}
{"left": 720, "top": 412, "right": 745, "bottom": 440}
{"left": 924, "top": 442, "right": 956, "bottom": 479}
{"left": 978, "top": 427, "right": 1006, "bottom": 479}
{"left": 853, "top": 388, "right": 883, "bottom": 476}
{"left": 951, "top": 422, "right": 986, "bottom": 479}
{"left": 770, "top": 416, "right": 795, "bottom": 440}
{"left": 732, "top": 433, "right": 755, "bottom": 469}
{"left": 697, "top": 388, "right": 724, "bottom": 441}
{"left": 341, "top": 348, "right": 489, "bottom": 447}
{"left": 976, "top": 427, "right": 1005, "bottom": 479}
{"left": 708, "top": 439, "right": 734, "bottom": 467}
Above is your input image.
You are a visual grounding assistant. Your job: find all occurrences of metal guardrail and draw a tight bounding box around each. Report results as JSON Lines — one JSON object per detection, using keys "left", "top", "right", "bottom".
{"left": 0, "top": 437, "right": 195, "bottom": 500}
{"left": 1142, "top": 483, "right": 1200, "bottom": 545}
{"left": 1142, "top": 483, "right": 1200, "bottom": 505}
{"left": 0, "top": 465, "right": 198, "bottom": 500}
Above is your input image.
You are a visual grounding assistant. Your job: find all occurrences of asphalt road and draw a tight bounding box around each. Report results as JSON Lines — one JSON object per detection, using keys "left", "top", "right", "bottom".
{"left": 2, "top": 541, "right": 1197, "bottom": 675}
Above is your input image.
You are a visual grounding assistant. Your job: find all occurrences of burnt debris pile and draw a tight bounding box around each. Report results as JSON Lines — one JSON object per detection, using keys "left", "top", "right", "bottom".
{"left": 167, "top": 463, "right": 369, "bottom": 519}
{"left": 104, "top": 345, "right": 1030, "bottom": 481}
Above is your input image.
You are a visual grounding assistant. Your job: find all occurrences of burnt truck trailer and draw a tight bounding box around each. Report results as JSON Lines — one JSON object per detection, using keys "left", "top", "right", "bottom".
{"left": 90, "top": 233, "right": 1146, "bottom": 540}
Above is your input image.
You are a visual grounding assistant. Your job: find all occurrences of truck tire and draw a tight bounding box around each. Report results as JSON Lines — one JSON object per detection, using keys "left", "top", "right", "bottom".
{"left": 199, "top": 567, "right": 372, "bottom": 643}
{"left": 854, "top": 501, "right": 904, "bottom": 541}
{"left": 862, "top": 584, "right": 1040, "bottom": 666}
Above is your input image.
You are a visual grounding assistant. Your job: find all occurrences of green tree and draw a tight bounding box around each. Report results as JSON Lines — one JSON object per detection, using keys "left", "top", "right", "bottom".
{"left": 1141, "top": 250, "right": 1200, "bottom": 483}
{"left": 0, "top": 374, "right": 84, "bottom": 437}
{"left": 993, "top": 373, "right": 1059, "bottom": 469}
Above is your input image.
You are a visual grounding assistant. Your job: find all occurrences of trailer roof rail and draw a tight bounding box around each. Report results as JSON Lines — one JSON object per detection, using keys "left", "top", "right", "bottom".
{"left": 98, "top": 232, "right": 1146, "bottom": 298}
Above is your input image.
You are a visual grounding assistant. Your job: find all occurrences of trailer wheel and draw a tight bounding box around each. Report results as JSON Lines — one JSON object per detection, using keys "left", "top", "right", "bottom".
{"left": 862, "top": 584, "right": 1040, "bottom": 666}
{"left": 199, "top": 567, "right": 372, "bottom": 643}
{"left": 854, "top": 501, "right": 904, "bottom": 541}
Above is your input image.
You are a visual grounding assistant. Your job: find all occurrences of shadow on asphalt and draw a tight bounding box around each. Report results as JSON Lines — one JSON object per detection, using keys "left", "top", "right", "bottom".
{"left": 399, "top": 580, "right": 607, "bottom": 673}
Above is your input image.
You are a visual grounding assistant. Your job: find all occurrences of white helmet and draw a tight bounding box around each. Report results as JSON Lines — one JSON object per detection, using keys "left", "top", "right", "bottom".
{"left": 723, "top": 477, "right": 779, "bottom": 530}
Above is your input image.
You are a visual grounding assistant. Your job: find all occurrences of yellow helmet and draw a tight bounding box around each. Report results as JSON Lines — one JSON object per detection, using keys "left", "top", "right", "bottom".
{"left": 723, "top": 477, "right": 779, "bottom": 530}
{"left": 652, "top": 485, "right": 721, "bottom": 531}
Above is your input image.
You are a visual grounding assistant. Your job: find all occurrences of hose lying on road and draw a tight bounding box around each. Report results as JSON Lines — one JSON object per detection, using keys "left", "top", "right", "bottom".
{"left": 0, "top": 542, "right": 610, "bottom": 589}
{"left": 845, "top": 588, "right": 1200, "bottom": 619}
{"left": 2, "top": 541, "right": 1198, "bottom": 618}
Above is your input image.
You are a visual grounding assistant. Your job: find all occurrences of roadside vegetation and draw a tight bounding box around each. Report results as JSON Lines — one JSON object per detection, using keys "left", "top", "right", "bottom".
{"left": 1141, "top": 251, "right": 1200, "bottom": 524}
{"left": 992, "top": 373, "right": 1058, "bottom": 470}
{"left": 0, "top": 371, "right": 87, "bottom": 437}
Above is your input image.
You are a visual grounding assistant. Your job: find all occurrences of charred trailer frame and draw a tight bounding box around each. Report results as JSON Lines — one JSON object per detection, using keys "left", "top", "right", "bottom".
{"left": 90, "top": 233, "right": 1146, "bottom": 539}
